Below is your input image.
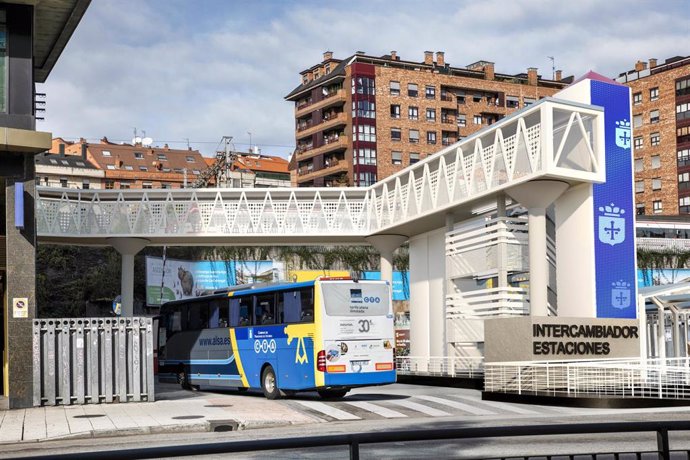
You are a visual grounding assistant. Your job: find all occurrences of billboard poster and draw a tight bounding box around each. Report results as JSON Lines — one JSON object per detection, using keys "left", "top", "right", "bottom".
{"left": 361, "top": 271, "right": 410, "bottom": 301}
{"left": 638, "top": 268, "right": 690, "bottom": 288}
{"left": 234, "top": 260, "right": 285, "bottom": 285}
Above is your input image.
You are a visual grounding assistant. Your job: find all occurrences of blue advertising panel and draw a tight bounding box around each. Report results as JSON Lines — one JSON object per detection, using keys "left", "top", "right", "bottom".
{"left": 591, "top": 80, "right": 637, "bottom": 318}
{"left": 361, "top": 271, "right": 410, "bottom": 301}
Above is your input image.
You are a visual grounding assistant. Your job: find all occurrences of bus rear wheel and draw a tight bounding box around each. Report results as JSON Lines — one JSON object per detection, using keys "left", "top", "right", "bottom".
{"left": 317, "top": 388, "right": 349, "bottom": 399}
{"left": 178, "top": 368, "right": 199, "bottom": 391}
{"left": 261, "top": 366, "right": 280, "bottom": 400}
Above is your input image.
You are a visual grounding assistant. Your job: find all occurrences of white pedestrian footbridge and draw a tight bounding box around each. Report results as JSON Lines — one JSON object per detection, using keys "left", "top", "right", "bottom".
{"left": 35, "top": 97, "right": 606, "bottom": 361}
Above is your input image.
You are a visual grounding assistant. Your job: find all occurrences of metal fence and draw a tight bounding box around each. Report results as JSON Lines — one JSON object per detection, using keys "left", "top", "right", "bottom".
{"left": 32, "top": 317, "right": 155, "bottom": 406}
{"left": 485, "top": 357, "right": 690, "bottom": 399}
{"left": 396, "top": 356, "right": 484, "bottom": 379}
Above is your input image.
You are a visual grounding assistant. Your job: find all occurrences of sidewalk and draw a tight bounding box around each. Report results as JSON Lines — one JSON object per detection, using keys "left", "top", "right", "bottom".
{"left": 0, "top": 384, "right": 318, "bottom": 444}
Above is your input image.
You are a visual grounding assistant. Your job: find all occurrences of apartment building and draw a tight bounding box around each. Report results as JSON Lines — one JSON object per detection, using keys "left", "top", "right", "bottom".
{"left": 616, "top": 56, "right": 690, "bottom": 216}
{"left": 50, "top": 137, "right": 209, "bottom": 189}
{"left": 196, "top": 148, "right": 290, "bottom": 188}
{"left": 35, "top": 151, "right": 104, "bottom": 189}
{"left": 285, "top": 50, "right": 570, "bottom": 187}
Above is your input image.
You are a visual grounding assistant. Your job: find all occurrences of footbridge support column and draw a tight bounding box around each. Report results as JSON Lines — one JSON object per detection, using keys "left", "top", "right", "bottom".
{"left": 366, "top": 234, "right": 408, "bottom": 285}
{"left": 107, "top": 238, "right": 150, "bottom": 317}
{"left": 507, "top": 180, "right": 569, "bottom": 317}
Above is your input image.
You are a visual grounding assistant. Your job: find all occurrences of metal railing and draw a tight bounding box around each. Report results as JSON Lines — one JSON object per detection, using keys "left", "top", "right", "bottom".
{"left": 14, "top": 420, "right": 690, "bottom": 460}
{"left": 33, "top": 317, "right": 155, "bottom": 406}
{"left": 396, "top": 356, "right": 484, "bottom": 378}
{"left": 485, "top": 357, "right": 690, "bottom": 399}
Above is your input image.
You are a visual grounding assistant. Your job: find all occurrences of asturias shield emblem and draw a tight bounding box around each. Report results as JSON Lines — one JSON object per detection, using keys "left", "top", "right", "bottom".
{"left": 611, "top": 281, "right": 631, "bottom": 309}
{"left": 615, "top": 119, "right": 631, "bottom": 149}
{"left": 598, "top": 203, "right": 625, "bottom": 247}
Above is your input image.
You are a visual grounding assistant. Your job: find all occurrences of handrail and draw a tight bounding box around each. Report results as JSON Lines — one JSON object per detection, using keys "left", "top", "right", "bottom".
{"left": 15, "top": 420, "right": 690, "bottom": 460}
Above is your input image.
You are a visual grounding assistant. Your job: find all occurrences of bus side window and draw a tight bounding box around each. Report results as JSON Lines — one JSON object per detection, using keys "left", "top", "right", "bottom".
{"left": 238, "top": 296, "right": 251, "bottom": 327}
{"left": 189, "top": 302, "right": 209, "bottom": 330}
{"left": 283, "top": 290, "right": 301, "bottom": 323}
{"left": 300, "top": 288, "right": 314, "bottom": 323}
{"left": 218, "top": 299, "right": 230, "bottom": 327}
{"left": 209, "top": 300, "right": 220, "bottom": 328}
{"left": 255, "top": 293, "right": 275, "bottom": 325}
{"left": 229, "top": 298, "right": 241, "bottom": 327}
{"left": 276, "top": 295, "right": 284, "bottom": 324}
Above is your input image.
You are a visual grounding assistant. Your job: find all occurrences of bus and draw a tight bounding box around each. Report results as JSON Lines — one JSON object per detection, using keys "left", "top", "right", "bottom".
{"left": 157, "top": 277, "right": 396, "bottom": 399}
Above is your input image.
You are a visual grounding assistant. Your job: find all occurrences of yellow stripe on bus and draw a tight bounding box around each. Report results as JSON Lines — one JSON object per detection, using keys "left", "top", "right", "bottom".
{"left": 229, "top": 329, "right": 249, "bottom": 388}
{"left": 314, "top": 281, "right": 325, "bottom": 387}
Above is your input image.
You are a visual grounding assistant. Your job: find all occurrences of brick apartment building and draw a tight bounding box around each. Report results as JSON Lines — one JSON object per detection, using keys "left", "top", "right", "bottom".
{"left": 199, "top": 149, "right": 291, "bottom": 188}
{"left": 49, "top": 137, "right": 209, "bottom": 189}
{"left": 285, "top": 50, "right": 571, "bottom": 187}
{"left": 615, "top": 56, "right": 690, "bottom": 216}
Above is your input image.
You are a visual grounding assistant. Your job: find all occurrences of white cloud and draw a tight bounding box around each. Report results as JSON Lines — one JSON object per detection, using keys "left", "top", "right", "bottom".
{"left": 40, "top": 0, "right": 690, "bottom": 158}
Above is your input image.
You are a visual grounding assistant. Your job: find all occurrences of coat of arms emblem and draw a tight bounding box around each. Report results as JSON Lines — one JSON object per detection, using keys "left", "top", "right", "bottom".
{"left": 598, "top": 203, "right": 625, "bottom": 246}
{"left": 615, "top": 119, "right": 631, "bottom": 149}
{"left": 611, "top": 280, "right": 631, "bottom": 309}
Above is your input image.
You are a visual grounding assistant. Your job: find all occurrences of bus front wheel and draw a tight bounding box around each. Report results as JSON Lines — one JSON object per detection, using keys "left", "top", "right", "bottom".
{"left": 317, "top": 388, "right": 349, "bottom": 399}
{"left": 261, "top": 366, "right": 280, "bottom": 400}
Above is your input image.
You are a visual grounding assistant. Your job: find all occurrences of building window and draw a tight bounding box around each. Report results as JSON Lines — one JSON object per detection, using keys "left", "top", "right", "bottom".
{"left": 161, "top": 183, "right": 171, "bottom": 189}
{"left": 354, "top": 148, "right": 376, "bottom": 165}
{"left": 651, "top": 155, "right": 661, "bottom": 169}
{"left": 426, "top": 131, "right": 437, "bottom": 145}
{"left": 635, "top": 158, "right": 643, "bottom": 172}
{"left": 60, "top": 178, "right": 68, "bottom": 188}
{"left": 49, "top": 159, "right": 58, "bottom": 165}
{"left": 473, "top": 115, "right": 482, "bottom": 125}
{"left": 142, "top": 182, "right": 153, "bottom": 189}
{"left": 633, "top": 92, "right": 642, "bottom": 105}
{"left": 352, "top": 76, "right": 375, "bottom": 95}
{"left": 636, "top": 203, "right": 645, "bottom": 215}
{"left": 390, "top": 104, "right": 400, "bottom": 118}
{"left": 392, "top": 151, "right": 402, "bottom": 165}
{"left": 120, "top": 182, "right": 131, "bottom": 189}
{"left": 458, "top": 114, "right": 467, "bottom": 127}
{"left": 676, "top": 78, "right": 690, "bottom": 97}
{"left": 353, "top": 124, "right": 376, "bottom": 142}
{"left": 679, "top": 172, "right": 690, "bottom": 191}
{"left": 408, "top": 83, "right": 418, "bottom": 97}
{"left": 635, "top": 180, "right": 644, "bottom": 193}
{"left": 408, "top": 106, "right": 418, "bottom": 120}
{"left": 106, "top": 164, "right": 115, "bottom": 170}
{"left": 139, "top": 166, "right": 148, "bottom": 171}
{"left": 649, "top": 87, "right": 659, "bottom": 101}
{"left": 473, "top": 93, "right": 482, "bottom": 103}
{"left": 634, "top": 136, "right": 643, "bottom": 150}
{"left": 409, "top": 129, "right": 420, "bottom": 143}
{"left": 523, "top": 97, "right": 536, "bottom": 107}
{"left": 426, "top": 108, "right": 436, "bottom": 122}
{"left": 192, "top": 169, "right": 200, "bottom": 175}
{"left": 681, "top": 196, "right": 690, "bottom": 213}
{"left": 678, "top": 126, "right": 690, "bottom": 143}
{"left": 677, "top": 102, "right": 690, "bottom": 121}
{"left": 186, "top": 156, "right": 195, "bottom": 162}
{"left": 134, "top": 152, "right": 144, "bottom": 159}
{"left": 679, "top": 149, "right": 690, "bottom": 167}
{"left": 357, "top": 172, "right": 377, "bottom": 187}
{"left": 124, "top": 165, "right": 134, "bottom": 171}
{"left": 633, "top": 114, "right": 642, "bottom": 128}
{"left": 105, "top": 180, "right": 114, "bottom": 189}
{"left": 353, "top": 100, "right": 376, "bottom": 118}
{"left": 425, "top": 85, "right": 435, "bottom": 99}
{"left": 102, "top": 150, "right": 111, "bottom": 157}
{"left": 651, "top": 132, "right": 660, "bottom": 147}
{"left": 653, "top": 200, "right": 663, "bottom": 214}
{"left": 390, "top": 81, "right": 400, "bottom": 96}
{"left": 409, "top": 153, "right": 420, "bottom": 165}
{"left": 157, "top": 153, "right": 167, "bottom": 161}
{"left": 391, "top": 128, "right": 401, "bottom": 141}
{"left": 650, "top": 109, "right": 659, "bottom": 124}
{"left": 652, "top": 178, "right": 662, "bottom": 191}
{"left": 82, "top": 180, "right": 90, "bottom": 190}
{"left": 506, "top": 96, "right": 519, "bottom": 108}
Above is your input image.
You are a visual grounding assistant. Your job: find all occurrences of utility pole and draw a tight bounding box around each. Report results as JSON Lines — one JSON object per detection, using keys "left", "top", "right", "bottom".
{"left": 547, "top": 56, "right": 555, "bottom": 80}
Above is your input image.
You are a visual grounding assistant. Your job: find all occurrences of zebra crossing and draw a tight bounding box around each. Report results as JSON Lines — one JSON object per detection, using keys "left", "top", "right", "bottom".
{"left": 284, "top": 392, "right": 590, "bottom": 422}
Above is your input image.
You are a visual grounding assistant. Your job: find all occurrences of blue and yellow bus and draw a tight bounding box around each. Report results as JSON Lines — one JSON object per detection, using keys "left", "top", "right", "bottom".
{"left": 157, "top": 277, "right": 396, "bottom": 399}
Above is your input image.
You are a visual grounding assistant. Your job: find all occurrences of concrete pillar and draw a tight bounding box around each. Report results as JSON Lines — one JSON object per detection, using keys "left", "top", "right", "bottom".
{"left": 496, "top": 194, "right": 508, "bottom": 289}
{"left": 507, "top": 180, "right": 569, "bottom": 317}
{"left": 107, "top": 238, "right": 149, "bottom": 317}
{"left": 365, "top": 234, "right": 407, "bottom": 285}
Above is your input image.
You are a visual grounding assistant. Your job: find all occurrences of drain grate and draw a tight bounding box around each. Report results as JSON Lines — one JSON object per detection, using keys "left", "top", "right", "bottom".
{"left": 172, "top": 415, "right": 205, "bottom": 420}
{"left": 74, "top": 415, "right": 105, "bottom": 419}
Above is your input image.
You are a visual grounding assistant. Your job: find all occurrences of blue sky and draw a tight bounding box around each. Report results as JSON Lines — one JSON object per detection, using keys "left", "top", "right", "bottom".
{"left": 39, "top": 0, "right": 689, "bottom": 158}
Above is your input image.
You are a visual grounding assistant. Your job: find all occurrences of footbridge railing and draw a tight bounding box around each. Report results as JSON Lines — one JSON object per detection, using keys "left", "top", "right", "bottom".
{"left": 36, "top": 98, "right": 604, "bottom": 244}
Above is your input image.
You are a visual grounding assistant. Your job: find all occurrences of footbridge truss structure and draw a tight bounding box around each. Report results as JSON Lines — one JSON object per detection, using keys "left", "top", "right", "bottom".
{"left": 36, "top": 98, "right": 604, "bottom": 246}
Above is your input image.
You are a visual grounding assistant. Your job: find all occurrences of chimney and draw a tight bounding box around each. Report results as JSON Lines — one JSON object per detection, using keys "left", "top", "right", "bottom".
{"left": 79, "top": 137, "right": 86, "bottom": 144}
{"left": 424, "top": 51, "right": 433, "bottom": 65}
{"left": 306, "top": 72, "right": 313, "bottom": 82}
{"left": 436, "top": 51, "right": 445, "bottom": 67}
{"left": 527, "top": 67, "right": 538, "bottom": 86}
{"left": 323, "top": 50, "right": 333, "bottom": 61}
{"left": 100, "top": 136, "right": 109, "bottom": 144}
{"left": 484, "top": 62, "right": 495, "bottom": 81}
{"left": 80, "top": 143, "right": 87, "bottom": 160}
{"left": 634, "top": 60, "right": 647, "bottom": 71}
{"left": 164, "top": 143, "right": 170, "bottom": 151}
{"left": 58, "top": 143, "right": 65, "bottom": 156}
{"left": 390, "top": 50, "right": 397, "bottom": 61}
{"left": 649, "top": 58, "right": 658, "bottom": 69}
{"left": 555, "top": 69, "right": 562, "bottom": 81}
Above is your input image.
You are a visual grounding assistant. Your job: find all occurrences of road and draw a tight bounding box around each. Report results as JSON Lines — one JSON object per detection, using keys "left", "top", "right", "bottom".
{"left": 4, "top": 382, "right": 690, "bottom": 459}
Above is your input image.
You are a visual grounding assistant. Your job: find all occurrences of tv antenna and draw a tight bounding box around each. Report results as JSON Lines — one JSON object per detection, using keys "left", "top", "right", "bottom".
{"left": 547, "top": 56, "right": 555, "bottom": 80}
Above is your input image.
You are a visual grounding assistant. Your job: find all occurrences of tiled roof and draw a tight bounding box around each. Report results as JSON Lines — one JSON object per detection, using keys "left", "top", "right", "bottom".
{"left": 285, "top": 57, "right": 350, "bottom": 100}
{"left": 35, "top": 152, "right": 98, "bottom": 169}
{"left": 234, "top": 154, "right": 289, "bottom": 174}
{"left": 85, "top": 143, "right": 208, "bottom": 176}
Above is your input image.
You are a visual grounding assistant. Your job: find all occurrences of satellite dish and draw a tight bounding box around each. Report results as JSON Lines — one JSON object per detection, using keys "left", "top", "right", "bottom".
{"left": 132, "top": 136, "right": 142, "bottom": 145}
{"left": 142, "top": 137, "right": 153, "bottom": 146}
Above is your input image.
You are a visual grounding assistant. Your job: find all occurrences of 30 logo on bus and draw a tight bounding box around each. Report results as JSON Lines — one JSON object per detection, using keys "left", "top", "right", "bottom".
{"left": 254, "top": 339, "right": 277, "bottom": 354}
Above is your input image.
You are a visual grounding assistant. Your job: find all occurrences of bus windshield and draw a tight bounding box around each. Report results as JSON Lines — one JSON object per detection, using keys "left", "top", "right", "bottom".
{"left": 321, "top": 283, "right": 390, "bottom": 316}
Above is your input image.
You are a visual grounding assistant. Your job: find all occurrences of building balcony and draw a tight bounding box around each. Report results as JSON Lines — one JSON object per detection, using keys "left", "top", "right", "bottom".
{"left": 296, "top": 160, "right": 348, "bottom": 183}
{"left": 296, "top": 112, "right": 347, "bottom": 139}
{"left": 295, "top": 135, "right": 348, "bottom": 162}
{"left": 295, "top": 89, "right": 346, "bottom": 118}
{"left": 441, "top": 116, "right": 456, "bottom": 125}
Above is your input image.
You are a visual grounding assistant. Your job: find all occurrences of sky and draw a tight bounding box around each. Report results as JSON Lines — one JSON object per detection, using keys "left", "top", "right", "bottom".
{"left": 39, "top": 0, "right": 690, "bottom": 159}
